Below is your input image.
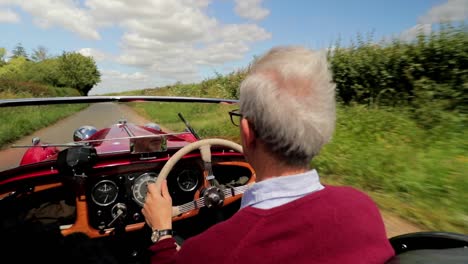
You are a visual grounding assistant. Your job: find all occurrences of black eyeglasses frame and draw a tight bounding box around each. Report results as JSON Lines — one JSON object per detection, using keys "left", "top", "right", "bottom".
{"left": 228, "top": 109, "right": 242, "bottom": 127}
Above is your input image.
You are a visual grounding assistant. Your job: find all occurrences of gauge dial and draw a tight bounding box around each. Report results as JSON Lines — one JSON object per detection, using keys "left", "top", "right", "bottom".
{"left": 132, "top": 172, "right": 158, "bottom": 207}
{"left": 177, "top": 170, "right": 199, "bottom": 192}
{"left": 91, "top": 180, "right": 119, "bottom": 206}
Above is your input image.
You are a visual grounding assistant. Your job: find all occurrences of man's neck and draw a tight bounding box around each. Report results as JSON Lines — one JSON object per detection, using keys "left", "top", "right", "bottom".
{"left": 244, "top": 138, "right": 309, "bottom": 182}
{"left": 253, "top": 154, "right": 309, "bottom": 182}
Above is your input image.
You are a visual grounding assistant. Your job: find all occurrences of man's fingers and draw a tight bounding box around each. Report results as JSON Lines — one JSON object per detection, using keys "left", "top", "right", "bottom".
{"left": 147, "top": 182, "right": 157, "bottom": 195}
{"left": 154, "top": 179, "right": 163, "bottom": 194}
{"left": 161, "top": 180, "right": 171, "bottom": 199}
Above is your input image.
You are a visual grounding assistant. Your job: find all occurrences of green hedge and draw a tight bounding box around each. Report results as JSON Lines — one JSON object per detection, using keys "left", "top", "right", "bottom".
{"left": 329, "top": 23, "right": 467, "bottom": 127}
{"left": 0, "top": 79, "right": 80, "bottom": 98}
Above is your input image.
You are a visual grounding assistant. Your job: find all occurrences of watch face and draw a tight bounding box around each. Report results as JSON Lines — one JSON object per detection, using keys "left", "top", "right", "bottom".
{"left": 151, "top": 230, "right": 159, "bottom": 243}
{"left": 151, "top": 229, "right": 172, "bottom": 243}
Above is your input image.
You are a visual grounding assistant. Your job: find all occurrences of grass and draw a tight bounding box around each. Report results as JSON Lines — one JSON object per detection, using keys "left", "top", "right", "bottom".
{"left": 131, "top": 102, "right": 239, "bottom": 140}
{"left": 0, "top": 104, "right": 88, "bottom": 147}
{"left": 314, "top": 105, "right": 467, "bottom": 233}
{"left": 0, "top": 90, "right": 87, "bottom": 148}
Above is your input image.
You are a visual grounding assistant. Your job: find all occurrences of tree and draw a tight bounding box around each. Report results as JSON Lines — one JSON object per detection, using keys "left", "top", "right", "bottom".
{"left": 0, "top": 48, "right": 6, "bottom": 66}
{"left": 24, "top": 58, "right": 61, "bottom": 86}
{"left": 57, "top": 52, "right": 101, "bottom": 95}
{"left": 31, "top": 46, "right": 49, "bottom": 62}
{"left": 11, "top": 43, "right": 28, "bottom": 59}
{"left": 0, "top": 56, "right": 29, "bottom": 80}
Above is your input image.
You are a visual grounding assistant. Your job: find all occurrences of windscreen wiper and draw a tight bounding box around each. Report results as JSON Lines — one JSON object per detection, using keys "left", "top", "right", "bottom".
{"left": 178, "top": 113, "right": 201, "bottom": 140}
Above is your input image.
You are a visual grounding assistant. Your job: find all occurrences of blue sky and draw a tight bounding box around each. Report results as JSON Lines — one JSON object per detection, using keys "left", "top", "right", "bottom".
{"left": 0, "top": 0, "right": 466, "bottom": 95}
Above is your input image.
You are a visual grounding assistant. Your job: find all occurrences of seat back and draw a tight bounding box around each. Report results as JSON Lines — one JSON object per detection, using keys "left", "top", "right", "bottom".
{"left": 389, "top": 231, "right": 468, "bottom": 254}
{"left": 385, "top": 232, "right": 468, "bottom": 264}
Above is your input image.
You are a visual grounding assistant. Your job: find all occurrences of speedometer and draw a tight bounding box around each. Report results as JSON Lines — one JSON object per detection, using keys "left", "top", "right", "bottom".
{"left": 91, "top": 180, "right": 119, "bottom": 206}
{"left": 132, "top": 172, "right": 158, "bottom": 207}
{"left": 177, "top": 170, "right": 199, "bottom": 192}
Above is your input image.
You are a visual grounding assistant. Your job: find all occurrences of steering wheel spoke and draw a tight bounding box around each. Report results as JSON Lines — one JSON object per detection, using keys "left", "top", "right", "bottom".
{"left": 157, "top": 138, "right": 249, "bottom": 221}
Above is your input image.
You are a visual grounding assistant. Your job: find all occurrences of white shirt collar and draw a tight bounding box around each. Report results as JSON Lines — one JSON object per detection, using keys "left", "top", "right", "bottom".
{"left": 240, "top": 169, "right": 324, "bottom": 209}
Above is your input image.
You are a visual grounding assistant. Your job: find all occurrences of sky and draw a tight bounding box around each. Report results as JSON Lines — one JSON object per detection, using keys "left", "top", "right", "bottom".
{"left": 0, "top": 0, "right": 467, "bottom": 95}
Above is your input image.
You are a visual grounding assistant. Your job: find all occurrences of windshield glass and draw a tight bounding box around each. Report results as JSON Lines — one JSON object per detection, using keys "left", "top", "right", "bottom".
{"left": 0, "top": 101, "right": 239, "bottom": 172}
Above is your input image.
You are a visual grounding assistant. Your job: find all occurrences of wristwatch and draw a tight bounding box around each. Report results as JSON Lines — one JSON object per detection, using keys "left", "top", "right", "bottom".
{"left": 151, "top": 229, "right": 174, "bottom": 243}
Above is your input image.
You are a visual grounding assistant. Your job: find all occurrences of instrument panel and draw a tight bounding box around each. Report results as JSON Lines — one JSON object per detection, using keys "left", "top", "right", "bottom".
{"left": 87, "top": 160, "right": 203, "bottom": 230}
{"left": 86, "top": 157, "right": 253, "bottom": 231}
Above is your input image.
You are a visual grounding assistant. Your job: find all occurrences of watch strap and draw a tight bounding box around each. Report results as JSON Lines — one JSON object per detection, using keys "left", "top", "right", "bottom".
{"left": 151, "top": 229, "right": 174, "bottom": 243}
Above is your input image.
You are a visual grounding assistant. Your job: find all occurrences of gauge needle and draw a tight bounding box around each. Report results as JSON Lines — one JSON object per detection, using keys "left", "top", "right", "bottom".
{"left": 104, "top": 195, "right": 109, "bottom": 203}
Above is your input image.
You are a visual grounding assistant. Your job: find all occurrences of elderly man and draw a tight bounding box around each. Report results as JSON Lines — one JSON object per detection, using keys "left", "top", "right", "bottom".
{"left": 142, "top": 46, "right": 395, "bottom": 263}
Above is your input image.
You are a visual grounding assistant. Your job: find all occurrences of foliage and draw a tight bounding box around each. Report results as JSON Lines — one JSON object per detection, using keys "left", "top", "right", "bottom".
{"left": 57, "top": 52, "right": 101, "bottom": 95}
{"left": 0, "top": 80, "right": 80, "bottom": 98}
{"left": 23, "top": 59, "right": 62, "bottom": 87}
{"left": 121, "top": 69, "right": 247, "bottom": 99}
{"left": 0, "top": 104, "right": 88, "bottom": 147}
{"left": 31, "top": 46, "right": 49, "bottom": 62}
{"left": 0, "top": 57, "right": 30, "bottom": 81}
{"left": 10, "top": 43, "right": 28, "bottom": 59}
{"left": 0, "top": 46, "right": 101, "bottom": 96}
{"left": 315, "top": 105, "right": 467, "bottom": 233}
{"left": 132, "top": 102, "right": 239, "bottom": 141}
{"left": 329, "top": 23, "right": 467, "bottom": 127}
{"left": 0, "top": 80, "right": 85, "bottom": 148}
{"left": 0, "top": 48, "right": 6, "bottom": 66}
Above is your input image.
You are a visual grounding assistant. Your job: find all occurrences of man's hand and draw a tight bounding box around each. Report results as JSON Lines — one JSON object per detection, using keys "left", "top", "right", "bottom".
{"left": 142, "top": 180, "right": 173, "bottom": 233}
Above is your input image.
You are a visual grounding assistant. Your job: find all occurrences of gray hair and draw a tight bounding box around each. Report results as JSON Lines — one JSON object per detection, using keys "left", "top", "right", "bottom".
{"left": 239, "top": 46, "right": 336, "bottom": 167}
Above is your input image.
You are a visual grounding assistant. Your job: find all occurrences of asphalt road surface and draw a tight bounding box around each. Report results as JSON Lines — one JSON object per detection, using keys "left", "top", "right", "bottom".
{"left": 0, "top": 102, "right": 423, "bottom": 237}
{"left": 0, "top": 102, "right": 150, "bottom": 172}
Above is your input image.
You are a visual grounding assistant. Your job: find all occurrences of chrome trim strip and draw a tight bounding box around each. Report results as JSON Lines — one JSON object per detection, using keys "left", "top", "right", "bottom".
{"left": 0, "top": 96, "right": 238, "bottom": 107}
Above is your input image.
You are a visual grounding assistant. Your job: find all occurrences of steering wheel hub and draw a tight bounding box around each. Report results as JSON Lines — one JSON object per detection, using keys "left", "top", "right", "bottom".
{"left": 203, "top": 186, "right": 225, "bottom": 208}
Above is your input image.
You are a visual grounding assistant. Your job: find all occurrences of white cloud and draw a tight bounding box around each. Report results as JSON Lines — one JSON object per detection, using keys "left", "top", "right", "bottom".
{"left": 98, "top": 0, "right": 271, "bottom": 80}
{"left": 77, "top": 48, "right": 109, "bottom": 62}
{"left": 90, "top": 70, "right": 153, "bottom": 95}
{"left": 101, "top": 70, "right": 149, "bottom": 81}
{"left": 399, "top": 23, "right": 432, "bottom": 42}
{"left": 2, "top": 0, "right": 100, "bottom": 39}
{"left": 234, "top": 0, "right": 269, "bottom": 20}
{"left": 419, "top": 0, "right": 468, "bottom": 24}
{"left": 399, "top": 0, "right": 467, "bottom": 41}
{"left": 0, "top": 8, "right": 20, "bottom": 23}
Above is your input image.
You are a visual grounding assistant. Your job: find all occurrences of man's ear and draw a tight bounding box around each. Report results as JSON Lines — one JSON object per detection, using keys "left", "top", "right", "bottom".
{"left": 240, "top": 118, "right": 255, "bottom": 149}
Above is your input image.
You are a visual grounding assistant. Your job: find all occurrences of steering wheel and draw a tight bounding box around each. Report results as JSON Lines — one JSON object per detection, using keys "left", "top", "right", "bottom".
{"left": 155, "top": 138, "right": 245, "bottom": 218}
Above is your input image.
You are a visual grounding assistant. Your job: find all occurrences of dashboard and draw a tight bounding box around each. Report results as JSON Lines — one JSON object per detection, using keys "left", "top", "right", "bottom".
{"left": 86, "top": 157, "right": 253, "bottom": 231}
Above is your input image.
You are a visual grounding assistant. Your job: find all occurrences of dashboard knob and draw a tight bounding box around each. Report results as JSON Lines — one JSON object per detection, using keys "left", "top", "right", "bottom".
{"left": 133, "top": 212, "right": 141, "bottom": 221}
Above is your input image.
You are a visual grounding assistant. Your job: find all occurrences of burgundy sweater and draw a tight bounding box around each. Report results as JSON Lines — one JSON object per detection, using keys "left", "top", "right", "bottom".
{"left": 149, "top": 186, "right": 395, "bottom": 264}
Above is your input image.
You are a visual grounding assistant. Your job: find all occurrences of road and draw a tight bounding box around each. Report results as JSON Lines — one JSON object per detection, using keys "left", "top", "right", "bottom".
{"left": 0, "top": 102, "right": 423, "bottom": 237}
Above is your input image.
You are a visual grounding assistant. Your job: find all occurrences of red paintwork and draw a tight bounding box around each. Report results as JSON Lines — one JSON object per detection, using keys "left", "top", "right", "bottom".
{"left": 0, "top": 167, "right": 59, "bottom": 186}
{"left": 20, "top": 146, "right": 59, "bottom": 166}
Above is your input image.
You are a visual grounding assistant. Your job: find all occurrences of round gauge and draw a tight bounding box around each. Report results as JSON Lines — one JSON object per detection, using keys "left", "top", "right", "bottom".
{"left": 132, "top": 172, "right": 158, "bottom": 207}
{"left": 91, "top": 180, "right": 119, "bottom": 206}
{"left": 177, "top": 170, "right": 199, "bottom": 192}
